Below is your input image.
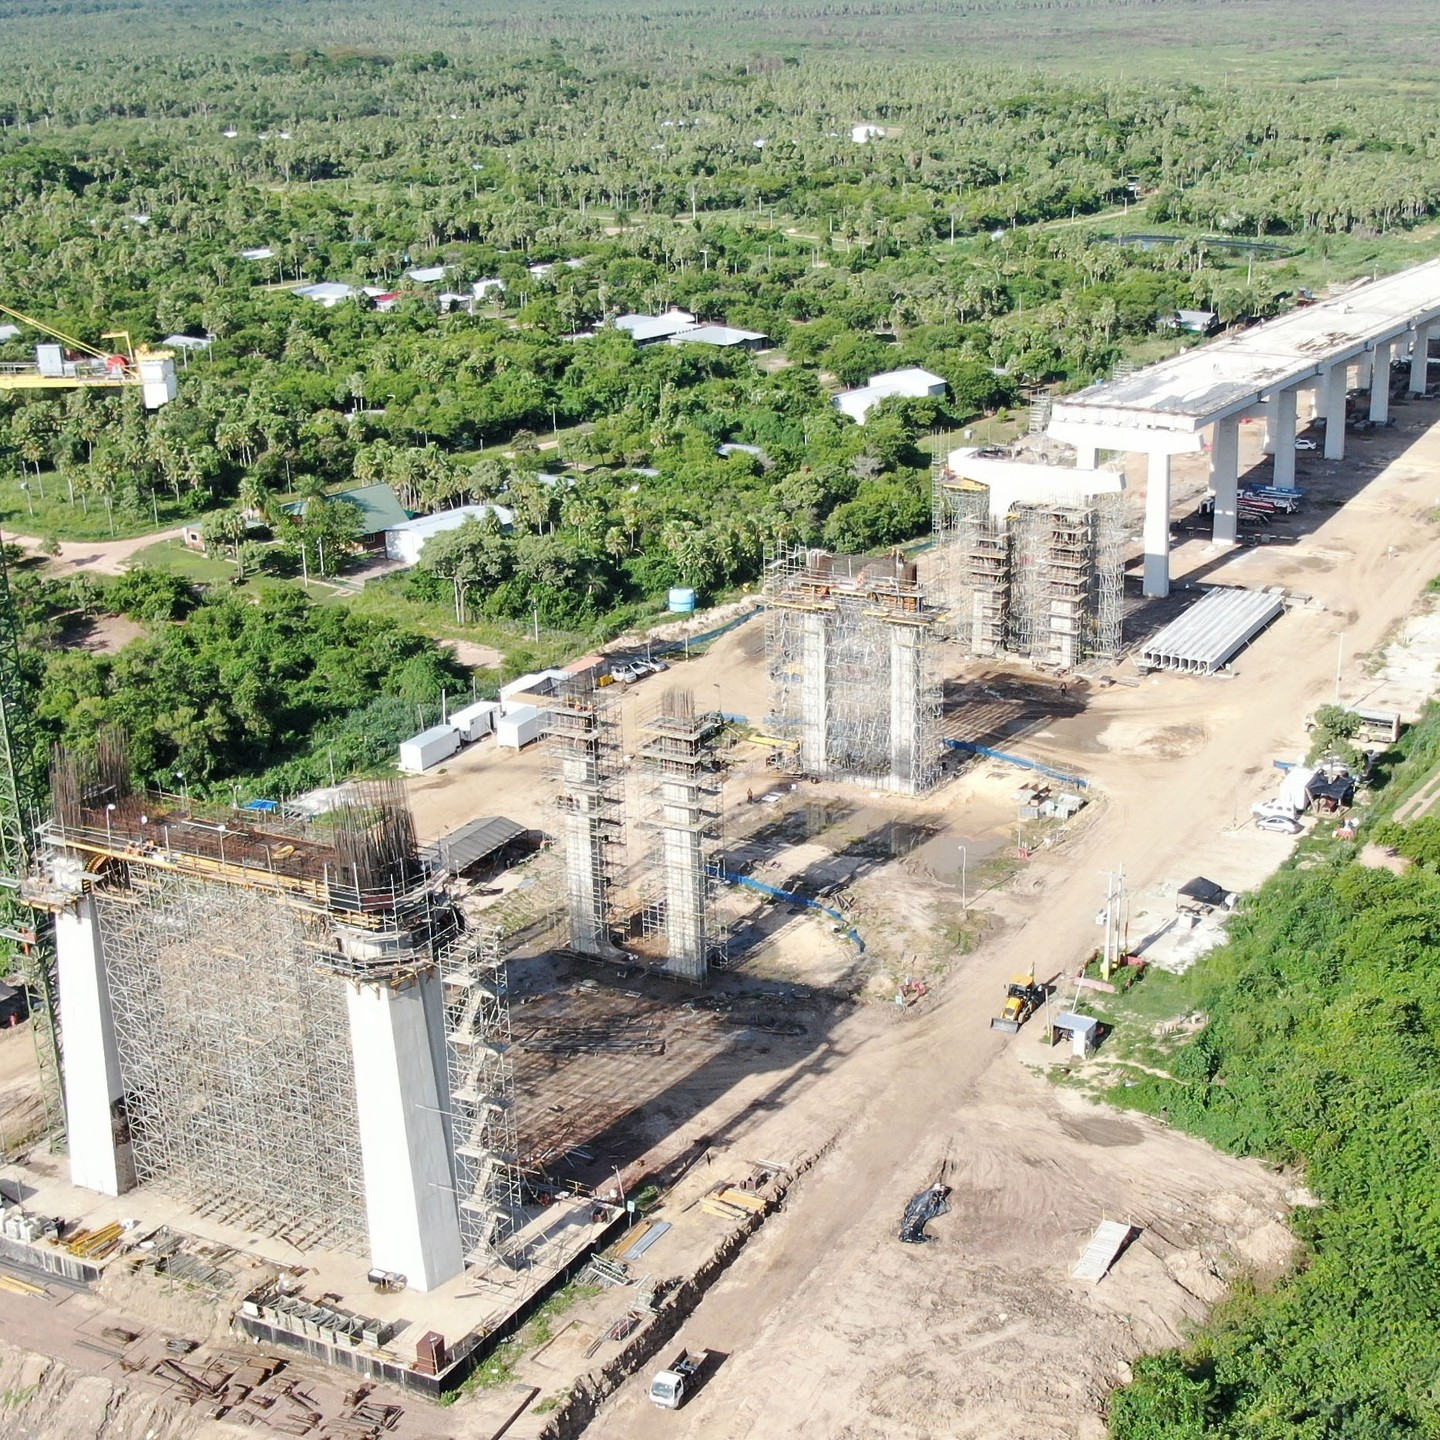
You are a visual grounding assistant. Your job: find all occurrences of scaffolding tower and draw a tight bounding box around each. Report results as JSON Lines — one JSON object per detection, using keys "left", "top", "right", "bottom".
{"left": 543, "top": 679, "right": 625, "bottom": 958}
{"left": 765, "top": 548, "right": 941, "bottom": 795}
{"left": 933, "top": 473, "right": 1124, "bottom": 668}
{"left": 637, "top": 690, "right": 724, "bottom": 982}
{"left": 22, "top": 745, "right": 518, "bottom": 1284}
{"left": 440, "top": 918, "right": 522, "bottom": 1264}
{"left": 97, "top": 868, "right": 368, "bottom": 1249}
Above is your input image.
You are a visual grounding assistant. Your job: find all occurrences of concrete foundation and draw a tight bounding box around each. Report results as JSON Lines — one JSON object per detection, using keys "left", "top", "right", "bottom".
{"left": 345, "top": 976, "right": 464, "bottom": 1292}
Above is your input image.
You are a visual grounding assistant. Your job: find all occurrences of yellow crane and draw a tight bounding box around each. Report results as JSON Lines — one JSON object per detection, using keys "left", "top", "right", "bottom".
{"left": 0, "top": 302, "right": 177, "bottom": 408}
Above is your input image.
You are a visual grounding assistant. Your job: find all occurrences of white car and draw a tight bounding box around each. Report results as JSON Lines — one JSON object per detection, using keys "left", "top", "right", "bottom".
{"left": 1256, "top": 815, "right": 1302, "bottom": 834}
{"left": 1294, "top": 437, "right": 1319, "bottom": 451}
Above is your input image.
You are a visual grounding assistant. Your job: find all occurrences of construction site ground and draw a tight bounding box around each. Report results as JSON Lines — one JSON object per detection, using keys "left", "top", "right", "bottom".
{"left": 3, "top": 394, "right": 1440, "bottom": 1438}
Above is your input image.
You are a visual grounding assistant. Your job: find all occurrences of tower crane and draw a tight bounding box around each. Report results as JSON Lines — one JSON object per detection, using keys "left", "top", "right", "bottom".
{"left": 0, "top": 302, "right": 177, "bottom": 409}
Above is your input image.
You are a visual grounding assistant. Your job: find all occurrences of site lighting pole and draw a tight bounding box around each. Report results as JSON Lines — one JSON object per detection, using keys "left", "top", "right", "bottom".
{"left": 957, "top": 845, "right": 967, "bottom": 910}
{"left": 105, "top": 802, "right": 116, "bottom": 844}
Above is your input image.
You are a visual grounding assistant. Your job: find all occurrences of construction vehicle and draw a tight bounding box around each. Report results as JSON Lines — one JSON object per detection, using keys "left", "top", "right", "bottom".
{"left": 648, "top": 1348, "right": 708, "bottom": 1409}
{"left": 0, "top": 303, "right": 176, "bottom": 409}
{"left": 990, "top": 972, "right": 1048, "bottom": 1033}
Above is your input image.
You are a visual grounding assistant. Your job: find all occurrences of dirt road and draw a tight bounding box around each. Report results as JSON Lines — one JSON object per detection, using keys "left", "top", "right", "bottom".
{"left": 5, "top": 526, "right": 185, "bottom": 576}
{"left": 584, "top": 411, "right": 1440, "bottom": 1437}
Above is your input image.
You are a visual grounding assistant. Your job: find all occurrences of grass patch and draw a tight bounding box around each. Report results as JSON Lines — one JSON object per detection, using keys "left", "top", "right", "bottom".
{"left": 444, "top": 1280, "right": 604, "bottom": 1403}
{"left": 0, "top": 468, "right": 198, "bottom": 542}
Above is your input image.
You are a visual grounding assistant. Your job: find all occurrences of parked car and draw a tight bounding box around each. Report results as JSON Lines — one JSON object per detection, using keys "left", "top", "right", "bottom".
{"left": 1294, "top": 437, "right": 1319, "bottom": 451}
{"left": 610, "top": 661, "right": 646, "bottom": 683}
{"left": 1256, "top": 813, "right": 1302, "bottom": 834}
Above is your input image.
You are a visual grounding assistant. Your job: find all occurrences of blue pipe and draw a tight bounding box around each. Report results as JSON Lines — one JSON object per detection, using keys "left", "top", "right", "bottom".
{"left": 943, "top": 738, "right": 1089, "bottom": 789}
{"left": 718, "top": 868, "right": 865, "bottom": 953}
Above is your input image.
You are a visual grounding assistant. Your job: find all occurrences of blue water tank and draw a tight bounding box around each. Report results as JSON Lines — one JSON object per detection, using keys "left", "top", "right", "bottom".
{"left": 667, "top": 587, "right": 697, "bottom": 613}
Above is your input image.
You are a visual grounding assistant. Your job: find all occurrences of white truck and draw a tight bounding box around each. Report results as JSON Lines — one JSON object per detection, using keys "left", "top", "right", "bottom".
{"left": 648, "top": 1348, "right": 707, "bottom": 1409}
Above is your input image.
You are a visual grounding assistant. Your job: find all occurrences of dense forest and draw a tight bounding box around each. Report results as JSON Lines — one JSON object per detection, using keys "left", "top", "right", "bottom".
{"left": 3, "top": 1, "right": 1440, "bottom": 637}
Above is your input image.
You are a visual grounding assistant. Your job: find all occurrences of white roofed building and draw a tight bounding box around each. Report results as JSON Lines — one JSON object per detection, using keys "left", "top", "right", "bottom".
{"left": 384, "top": 504, "right": 515, "bottom": 566}
{"left": 834, "top": 366, "right": 947, "bottom": 423}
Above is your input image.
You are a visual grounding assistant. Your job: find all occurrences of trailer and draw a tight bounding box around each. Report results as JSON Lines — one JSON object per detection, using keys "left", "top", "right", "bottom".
{"left": 398, "top": 724, "right": 460, "bottom": 774}
{"left": 449, "top": 699, "right": 501, "bottom": 743}
{"left": 495, "top": 704, "right": 545, "bottom": 749}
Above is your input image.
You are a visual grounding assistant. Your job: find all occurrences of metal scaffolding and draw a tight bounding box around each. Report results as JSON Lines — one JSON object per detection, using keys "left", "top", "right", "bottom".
{"left": 543, "top": 679, "right": 625, "bottom": 958}
{"left": 933, "top": 474, "right": 1124, "bottom": 668}
{"left": 765, "top": 548, "right": 940, "bottom": 795}
{"left": 96, "top": 869, "right": 368, "bottom": 1251}
{"left": 637, "top": 690, "right": 724, "bottom": 983}
{"left": 440, "top": 917, "right": 522, "bottom": 1264}
{"left": 23, "top": 745, "right": 528, "bottom": 1273}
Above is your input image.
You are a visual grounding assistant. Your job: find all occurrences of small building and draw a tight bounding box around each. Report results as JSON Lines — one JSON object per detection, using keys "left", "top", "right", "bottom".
{"left": 669, "top": 324, "right": 768, "bottom": 351}
{"left": 613, "top": 309, "right": 697, "bottom": 345}
{"left": 371, "top": 293, "right": 401, "bottom": 313}
{"left": 384, "top": 504, "right": 515, "bottom": 566}
{"left": 405, "top": 265, "right": 449, "bottom": 284}
{"left": 448, "top": 700, "right": 502, "bottom": 744}
{"left": 472, "top": 278, "right": 505, "bottom": 301}
{"left": 437, "top": 292, "right": 474, "bottom": 314}
{"left": 834, "top": 367, "right": 948, "bottom": 424}
{"left": 851, "top": 123, "right": 886, "bottom": 144}
{"left": 239, "top": 247, "right": 274, "bottom": 261}
{"left": 495, "top": 704, "right": 545, "bottom": 749}
{"left": 398, "top": 725, "right": 460, "bottom": 774}
{"left": 285, "top": 483, "right": 409, "bottom": 554}
{"left": 1176, "top": 309, "right": 1220, "bottom": 335}
{"left": 293, "top": 282, "right": 359, "bottom": 306}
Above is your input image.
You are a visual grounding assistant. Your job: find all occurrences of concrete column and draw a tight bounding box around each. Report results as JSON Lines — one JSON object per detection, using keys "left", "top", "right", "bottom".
{"left": 1074, "top": 444, "right": 1099, "bottom": 470}
{"left": 1271, "top": 388, "right": 1297, "bottom": 489}
{"left": 561, "top": 752, "right": 608, "bottom": 957}
{"left": 889, "top": 626, "right": 921, "bottom": 795}
{"left": 799, "top": 611, "right": 829, "bottom": 776}
{"left": 1354, "top": 355, "right": 1372, "bottom": 388}
{"left": 1323, "top": 364, "right": 1348, "bottom": 460}
{"left": 56, "top": 896, "right": 134, "bottom": 1196}
{"left": 1370, "top": 342, "right": 1392, "bottom": 423}
{"left": 346, "top": 976, "right": 464, "bottom": 1292}
{"left": 1143, "top": 451, "right": 1171, "bottom": 598}
{"left": 659, "top": 777, "right": 707, "bottom": 981}
{"left": 1210, "top": 416, "right": 1240, "bottom": 546}
{"left": 1261, "top": 395, "right": 1277, "bottom": 454}
{"left": 1410, "top": 323, "right": 1432, "bottom": 395}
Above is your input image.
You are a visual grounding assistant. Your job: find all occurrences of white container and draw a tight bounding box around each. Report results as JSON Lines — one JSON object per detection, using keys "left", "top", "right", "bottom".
{"left": 398, "top": 725, "right": 460, "bottom": 773}
{"left": 449, "top": 700, "right": 501, "bottom": 743}
{"left": 495, "top": 705, "right": 545, "bottom": 750}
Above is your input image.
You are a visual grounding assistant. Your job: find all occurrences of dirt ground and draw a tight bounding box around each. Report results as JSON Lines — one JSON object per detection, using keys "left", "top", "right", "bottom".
{"left": 571, "top": 399, "right": 1440, "bottom": 1438}
{"left": 6, "top": 399, "right": 1440, "bottom": 1438}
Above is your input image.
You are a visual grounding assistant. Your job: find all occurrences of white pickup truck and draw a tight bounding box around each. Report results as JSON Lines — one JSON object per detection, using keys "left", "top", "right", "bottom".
{"left": 648, "top": 1348, "right": 707, "bottom": 1409}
